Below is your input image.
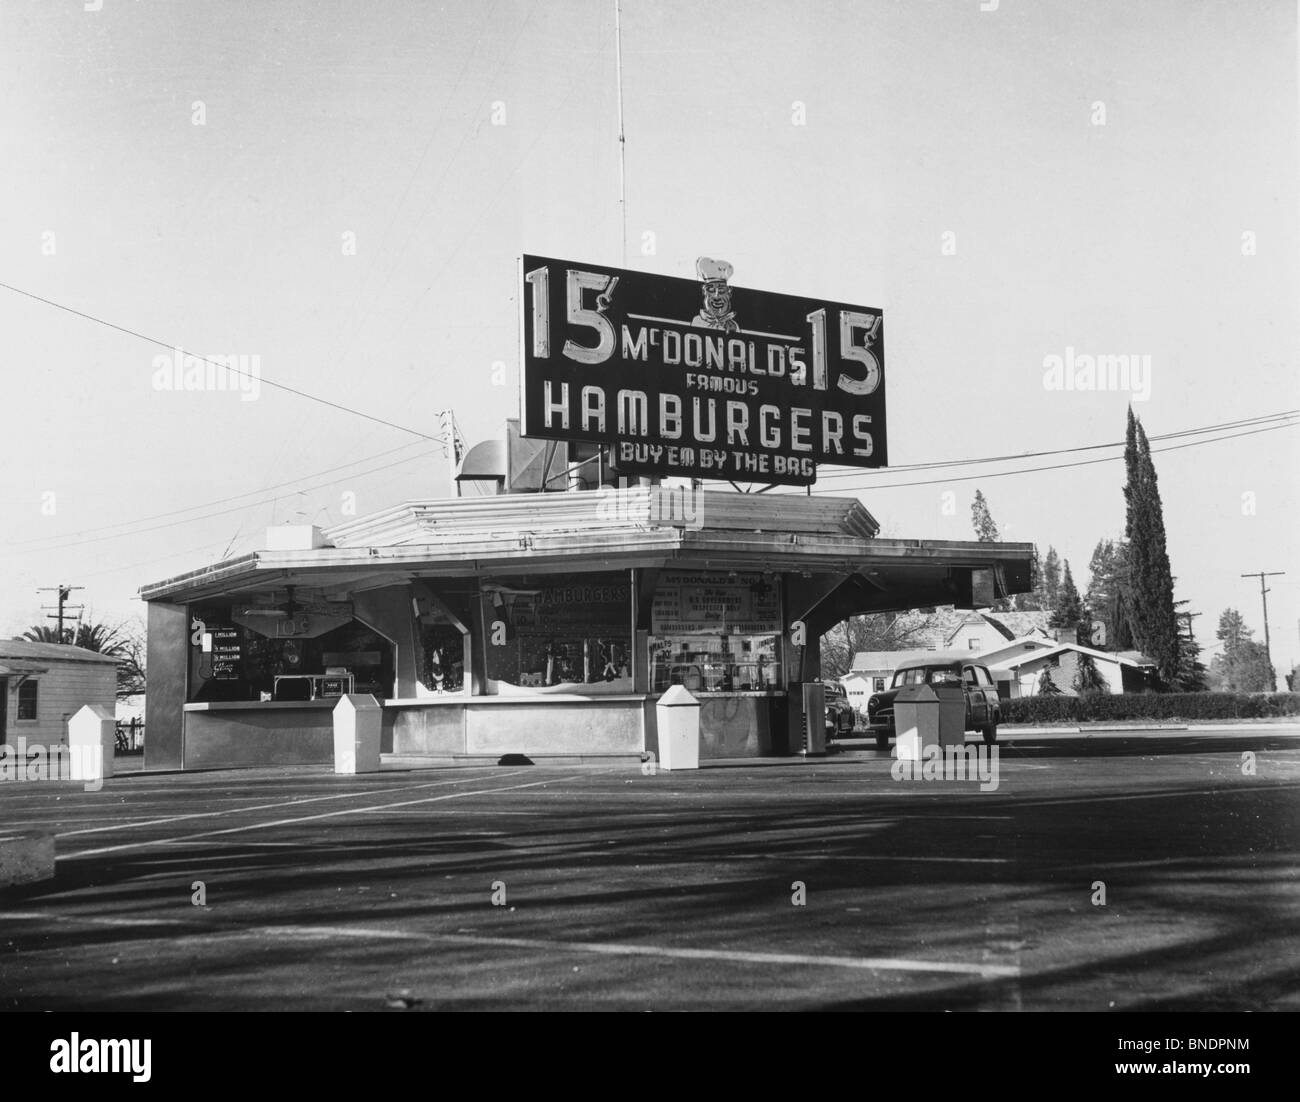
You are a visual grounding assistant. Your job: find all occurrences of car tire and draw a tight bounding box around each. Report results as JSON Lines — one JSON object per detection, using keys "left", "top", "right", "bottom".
{"left": 982, "top": 724, "right": 997, "bottom": 745}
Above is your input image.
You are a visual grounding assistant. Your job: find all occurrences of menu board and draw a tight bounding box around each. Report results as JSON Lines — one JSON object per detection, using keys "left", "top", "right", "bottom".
{"left": 485, "top": 576, "right": 630, "bottom": 633}
{"left": 210, "top": 627, "right": 242, "bottom": 680}
{"left": 652, "top": 572, "right": 781, "bottom": 635}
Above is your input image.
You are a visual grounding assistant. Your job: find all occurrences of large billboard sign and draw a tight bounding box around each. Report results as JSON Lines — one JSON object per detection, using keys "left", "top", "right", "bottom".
{"left": 519, "top": 255, "right": 887, "bottom": 486}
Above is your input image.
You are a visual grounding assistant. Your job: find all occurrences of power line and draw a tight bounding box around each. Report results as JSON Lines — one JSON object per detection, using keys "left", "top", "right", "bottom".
{"left": 772, "top": 418, "right": 1299, "bottom": 494}
{"left": 811, "top": 409, "right": 1298, "bottom": 480}
{"left": 0, "top": 279, "right": 450, "bottom": 443}
{"left": 1, "top": 441, "right": 431, "bottom": 549}
{"left": 0, "top": 447, "right": 443, "bottom": 558}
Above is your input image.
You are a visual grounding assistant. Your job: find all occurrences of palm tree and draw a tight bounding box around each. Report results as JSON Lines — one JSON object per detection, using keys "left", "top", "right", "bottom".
{"left": 18, "top": 618, "right": 145, "bottom": 697}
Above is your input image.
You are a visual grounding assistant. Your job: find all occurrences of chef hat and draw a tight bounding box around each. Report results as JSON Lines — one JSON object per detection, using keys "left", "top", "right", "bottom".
{"left": 696, "top": 257, "right": 734, "bottom": 283}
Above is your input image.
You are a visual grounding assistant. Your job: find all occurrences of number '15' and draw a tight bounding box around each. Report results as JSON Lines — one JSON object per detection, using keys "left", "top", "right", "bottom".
{"left": 525, "top": 266, "right": 616, "bottom": 365}
{"left": 806, "top": 308, "right": 882, "bottom": 395}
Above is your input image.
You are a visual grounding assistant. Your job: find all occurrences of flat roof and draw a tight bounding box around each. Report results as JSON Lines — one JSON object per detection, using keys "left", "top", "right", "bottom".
{"left": 140, "top": 489, "right": 1034, "bottom": 606}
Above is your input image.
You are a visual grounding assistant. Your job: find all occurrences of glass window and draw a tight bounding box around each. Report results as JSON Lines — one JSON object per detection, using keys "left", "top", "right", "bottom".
{"left": 649, "top": 571, "right": 783, "bottom": 693}
{"left": 482, "top": 572, "right": 632, "bottom": 693}
{"left": 418, "top": 624, "right": 466, "bottom": 694}
{"left": 873, "top": 677, "right": 885, "bottom": 692}
{"left": 650, "top": 633, "right": 783, "bottom": 692}
{"left": 411, "top": 586, "right": 472, "bottom": 696}
{"left": 187, "top": 600, "right": 394, "bottom": 702}
{"left": 929, "top": 668, "right": 961, "bottom": 686}
{"left": 17, "top": 680, "right": 37, "bottom": 720}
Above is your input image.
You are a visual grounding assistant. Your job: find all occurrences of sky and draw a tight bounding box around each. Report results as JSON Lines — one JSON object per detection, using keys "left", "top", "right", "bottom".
{"left": 0, "top": 0, "right": 1297, "bottom": 677}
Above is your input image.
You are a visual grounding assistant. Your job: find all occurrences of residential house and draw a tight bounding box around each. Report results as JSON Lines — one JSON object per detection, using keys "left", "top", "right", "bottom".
{"left": 841, "top": 611, "right": 1155, "bottom": 702}
{"left": 0, "top": 641, "right": 119, "bottom": 747}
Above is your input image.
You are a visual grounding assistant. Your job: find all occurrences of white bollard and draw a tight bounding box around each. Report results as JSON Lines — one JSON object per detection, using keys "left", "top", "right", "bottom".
{"left": 332, "top": 694, "right": 382, "bottom": 774}
{"left": 67, "top": 704, "right": 115, "bottom": 784}
{"left": 655, "top": 685, "right": 700, "bottom": 771}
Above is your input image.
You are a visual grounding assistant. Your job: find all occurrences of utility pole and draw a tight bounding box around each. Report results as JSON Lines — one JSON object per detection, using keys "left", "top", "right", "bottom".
{"left": 1241, "top": 571, "right": 1284, "bottom": 692}
{"left": 38, "top": 584, "right": 84, "bottom": 644}
{"left": 438, "top": 410, "right": 464, "bottom": 498}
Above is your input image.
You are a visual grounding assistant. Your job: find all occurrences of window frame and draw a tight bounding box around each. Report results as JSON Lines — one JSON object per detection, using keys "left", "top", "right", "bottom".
{"left": 16, "top": 678, "right": 38, "bottom": 722}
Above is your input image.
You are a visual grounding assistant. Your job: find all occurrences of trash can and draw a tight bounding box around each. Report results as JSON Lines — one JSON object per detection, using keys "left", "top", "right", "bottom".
{"left": 332, "top": 694, "right": 382, "bottom": 774}
{"left": 801, "top": 682, "right": 826, "bottom": 756}
{"left": 655, "top": 684, "right": 700, "bottom": 770}
{"left": 894, "top": 684, "right": 938, "bottom": 762}
{"left": 896, "top": 684, "right": 966, "bottom": 761}
{"left": 933, "top": 684, "right": 966, "bottom": 749}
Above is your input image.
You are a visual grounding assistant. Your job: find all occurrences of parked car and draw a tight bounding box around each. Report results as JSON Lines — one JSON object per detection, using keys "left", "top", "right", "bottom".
{"left": 866, "top": 656, "right": 1001, "bottom": 749}
{"left": 823, "top": 681, "right": 857, "bottom": 739}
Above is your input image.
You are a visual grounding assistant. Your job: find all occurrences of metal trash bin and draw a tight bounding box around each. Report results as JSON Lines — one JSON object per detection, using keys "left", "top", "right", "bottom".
{"left": 896, "top": 684, "right": 965, "bottom": 761}
{"left": 801, "top": 682, "right": 826, "bottom": 756}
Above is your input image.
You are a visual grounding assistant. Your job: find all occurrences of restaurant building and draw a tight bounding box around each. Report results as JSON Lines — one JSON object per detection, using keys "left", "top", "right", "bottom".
{"left": 141, "top": 252, "right": 1036, "bottom": 769}
{"left": 140, "top": 484, "right": 1033, "bottom": 770}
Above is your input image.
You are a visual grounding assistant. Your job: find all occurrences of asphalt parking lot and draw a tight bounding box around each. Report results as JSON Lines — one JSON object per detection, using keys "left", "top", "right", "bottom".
{"left": 2, "top": 728, "right": 1298, "bottom": 1011}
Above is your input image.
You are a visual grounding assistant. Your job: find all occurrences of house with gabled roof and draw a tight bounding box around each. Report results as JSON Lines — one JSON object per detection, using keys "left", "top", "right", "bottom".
{"left": 840, "top": 609, "right": 1154, "bottom": 704}
{"left": 0, "top": 641, "right": 118, "bottom": 747}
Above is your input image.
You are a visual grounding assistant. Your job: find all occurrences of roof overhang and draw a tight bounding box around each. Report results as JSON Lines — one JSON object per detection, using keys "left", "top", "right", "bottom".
{"left": 139, "top": 490, "right": 1033, "bottom": 611}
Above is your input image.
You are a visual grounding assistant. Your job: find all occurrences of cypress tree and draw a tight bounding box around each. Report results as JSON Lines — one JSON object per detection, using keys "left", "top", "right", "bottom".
{"left": 1123, "top": 408, "right": 1181, "bottom": 684}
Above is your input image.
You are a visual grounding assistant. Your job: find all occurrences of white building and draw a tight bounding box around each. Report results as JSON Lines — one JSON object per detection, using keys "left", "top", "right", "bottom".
{"left": 0, "top": 641, "right": 119, "bottom": 747}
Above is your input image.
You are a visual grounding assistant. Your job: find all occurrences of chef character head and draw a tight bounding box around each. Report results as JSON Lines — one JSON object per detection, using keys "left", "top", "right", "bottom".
{"left": 694, "top": 257, "right": 737, "bottom": 331}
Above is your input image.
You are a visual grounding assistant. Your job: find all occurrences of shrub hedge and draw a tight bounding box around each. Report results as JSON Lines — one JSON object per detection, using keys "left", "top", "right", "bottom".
{"left": 1002, "top": 692, "right": 1300, "bottom": 724}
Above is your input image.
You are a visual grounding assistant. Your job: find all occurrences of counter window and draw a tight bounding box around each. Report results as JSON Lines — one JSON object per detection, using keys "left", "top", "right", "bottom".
{"left": 650, "top": 633, "right": 784, "bottom": 693}
{"left": 187, "top": 599, "right": 394, "bottom": 703}
{"left": 481, "top": 572, "right": 631, "bottom": 694}
{"left": 649, "top": 571, "right": 783, "bottom": 693}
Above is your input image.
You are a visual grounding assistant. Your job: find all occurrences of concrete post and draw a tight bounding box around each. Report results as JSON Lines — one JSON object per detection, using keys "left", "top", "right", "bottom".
{"left": 333, "top": 694, "right": 382, "bottom": 774}
{"left": 67, "top": 704, "right": 115, "bottom": 783}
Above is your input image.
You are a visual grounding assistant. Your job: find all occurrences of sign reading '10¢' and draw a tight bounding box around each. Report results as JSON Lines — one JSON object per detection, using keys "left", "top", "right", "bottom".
{"left": 518, "top": 255, "right": 888, "bottom": 486}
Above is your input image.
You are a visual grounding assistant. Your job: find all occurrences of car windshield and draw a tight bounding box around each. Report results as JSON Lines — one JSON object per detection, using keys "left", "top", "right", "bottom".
{"left": 891, "top": 666, "right": 961, "bottom": 688}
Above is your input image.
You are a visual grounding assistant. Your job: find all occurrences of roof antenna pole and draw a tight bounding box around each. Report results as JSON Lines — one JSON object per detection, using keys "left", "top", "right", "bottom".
{"left": 614, "top": 0, "right": 627, "bottom": 267}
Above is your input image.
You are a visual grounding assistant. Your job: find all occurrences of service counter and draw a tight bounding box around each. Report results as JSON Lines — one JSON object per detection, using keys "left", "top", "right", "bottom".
{"left": 176, "top": 689, "right": 789, "bottom": 768}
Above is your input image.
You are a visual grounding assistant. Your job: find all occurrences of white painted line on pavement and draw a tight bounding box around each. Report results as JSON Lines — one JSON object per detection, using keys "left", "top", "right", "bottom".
{"left": 53, "top": 767, "right": 515, "bottom": 840}
{"left": 60, "top": 773, "right": 594, "bottom": 860}
{"left": 1010, "top": 781, "right": 1300, "bottom": 809}
{"left": 249, "top": 924, "right": 1019, "bottom": 978}
{"left": 721, "top": 853, "right": 1009, "bottom": 863}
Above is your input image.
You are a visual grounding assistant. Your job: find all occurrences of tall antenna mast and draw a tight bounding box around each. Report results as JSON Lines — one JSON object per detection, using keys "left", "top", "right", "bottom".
{"left": 614, "top": 0, "right": 627, "bottom": 266}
